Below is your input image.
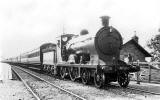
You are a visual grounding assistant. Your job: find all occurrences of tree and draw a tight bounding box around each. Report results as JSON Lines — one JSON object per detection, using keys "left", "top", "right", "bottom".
{"left": 147, "top": 34, "right": 160, "bottom": 61}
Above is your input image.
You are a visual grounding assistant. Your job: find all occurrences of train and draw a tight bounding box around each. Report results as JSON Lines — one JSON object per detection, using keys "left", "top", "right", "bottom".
{"left": 4, "top": 16, "right": 140, "bottom": 88}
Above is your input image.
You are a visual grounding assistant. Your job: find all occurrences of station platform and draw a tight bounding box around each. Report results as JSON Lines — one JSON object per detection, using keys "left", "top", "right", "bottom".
{"left": 0, "top": 63, "right": 12, "bottom": 80}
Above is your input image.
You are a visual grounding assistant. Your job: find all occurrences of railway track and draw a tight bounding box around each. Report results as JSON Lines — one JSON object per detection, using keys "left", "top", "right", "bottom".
{"left": 127, "top": 85, "right": 160, "bottom": 95}
{"left": 109, "top": 82, "right": 160, "bottom": 95}
{"left": 11, "top": 65, "right": 160, "bottom": 100}
{"left": 12, "top": 66, "right": 86, "bottom": 100}
{"left": 12, "top": 67, "right": 41, "bottom": 100}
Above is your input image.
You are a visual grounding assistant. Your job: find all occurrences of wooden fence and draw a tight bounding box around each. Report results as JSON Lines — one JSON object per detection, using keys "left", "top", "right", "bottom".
{"left": 130, "top": 62, "right": 160, "bottom": 84}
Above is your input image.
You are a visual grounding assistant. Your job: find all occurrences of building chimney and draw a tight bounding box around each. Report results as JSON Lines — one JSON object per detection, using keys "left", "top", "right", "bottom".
{"left": 100, "top": 16, "right": 110, "bottom": 27}
{"left": 132, "top": 34, "right": 139, "bottom": 43}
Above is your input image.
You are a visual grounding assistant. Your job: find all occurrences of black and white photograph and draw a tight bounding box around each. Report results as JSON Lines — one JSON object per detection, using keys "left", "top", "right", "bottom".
{"left": 0, "top": 0, "right": 160, "bottom": 100}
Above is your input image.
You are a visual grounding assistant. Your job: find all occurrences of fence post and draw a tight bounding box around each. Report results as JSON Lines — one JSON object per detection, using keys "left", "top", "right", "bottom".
{"left": 148, "top": 65, "right": 151, "bottom": 83}
{"left": 136, "top": 60, "right": 140, "bottom": 84}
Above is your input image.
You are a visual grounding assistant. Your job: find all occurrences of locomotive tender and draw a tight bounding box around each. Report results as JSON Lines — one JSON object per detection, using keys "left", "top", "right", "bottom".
{"left": 6, "top": 16, "right": 139, "bottom": 88}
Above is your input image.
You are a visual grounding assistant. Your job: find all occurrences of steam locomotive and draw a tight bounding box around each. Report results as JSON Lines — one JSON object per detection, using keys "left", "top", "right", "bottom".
{"left": 5, "top": 16, "right": 140, "bottom": 88}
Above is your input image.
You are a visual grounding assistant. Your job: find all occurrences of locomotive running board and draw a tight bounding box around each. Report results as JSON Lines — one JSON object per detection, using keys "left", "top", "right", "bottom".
{"left": 56, "top": 63, "right": 97, "bottom": 68}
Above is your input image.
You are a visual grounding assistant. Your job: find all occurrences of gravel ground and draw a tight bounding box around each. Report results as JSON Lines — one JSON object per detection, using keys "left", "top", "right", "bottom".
{"left": 13, "top": 67, "right": 80, "bottom": 100}
{"left": 0, "top": 80, "right": 35, "bottom": 100}
{"left": 128, "top": 81, "right": 160, "bottom": 94}
{"left": 28, "top": 81, "right": 73, "bottom": 100}
{"left": 13, "top": 66, "right": 160, "bottom": 100}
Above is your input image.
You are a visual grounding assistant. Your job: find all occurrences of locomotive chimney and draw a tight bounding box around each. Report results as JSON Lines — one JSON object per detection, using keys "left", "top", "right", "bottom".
{"left": 100, "top": 16, "right": 110, "bottom": 27}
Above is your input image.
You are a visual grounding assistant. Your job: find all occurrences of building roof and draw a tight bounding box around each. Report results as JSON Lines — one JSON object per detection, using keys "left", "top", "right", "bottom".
{"left": 122, "top": 39, "right": 152, "bottom": 57}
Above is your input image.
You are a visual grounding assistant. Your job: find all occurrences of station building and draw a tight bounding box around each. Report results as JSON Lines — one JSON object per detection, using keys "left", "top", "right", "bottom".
{"left": 120, "top": 35, "right": 152, "bottom": 62}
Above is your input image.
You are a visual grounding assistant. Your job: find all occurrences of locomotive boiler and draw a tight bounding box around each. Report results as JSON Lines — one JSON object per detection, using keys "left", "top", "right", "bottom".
{"left": 66, "top": 20, "right": 122, "bottom": 65}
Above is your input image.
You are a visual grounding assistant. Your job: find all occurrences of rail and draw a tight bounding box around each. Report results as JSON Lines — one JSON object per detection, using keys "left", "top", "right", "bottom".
{"left": 13, "top": 66, "right": 86, "bottom": 100}
{"left": 11, "top": 67, "right": 41, "bottom": 100}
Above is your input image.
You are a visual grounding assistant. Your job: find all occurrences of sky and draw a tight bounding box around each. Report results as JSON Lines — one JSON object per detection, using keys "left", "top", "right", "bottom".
{"left": 0, "top": 0, "right": 160, "bottom": 59}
